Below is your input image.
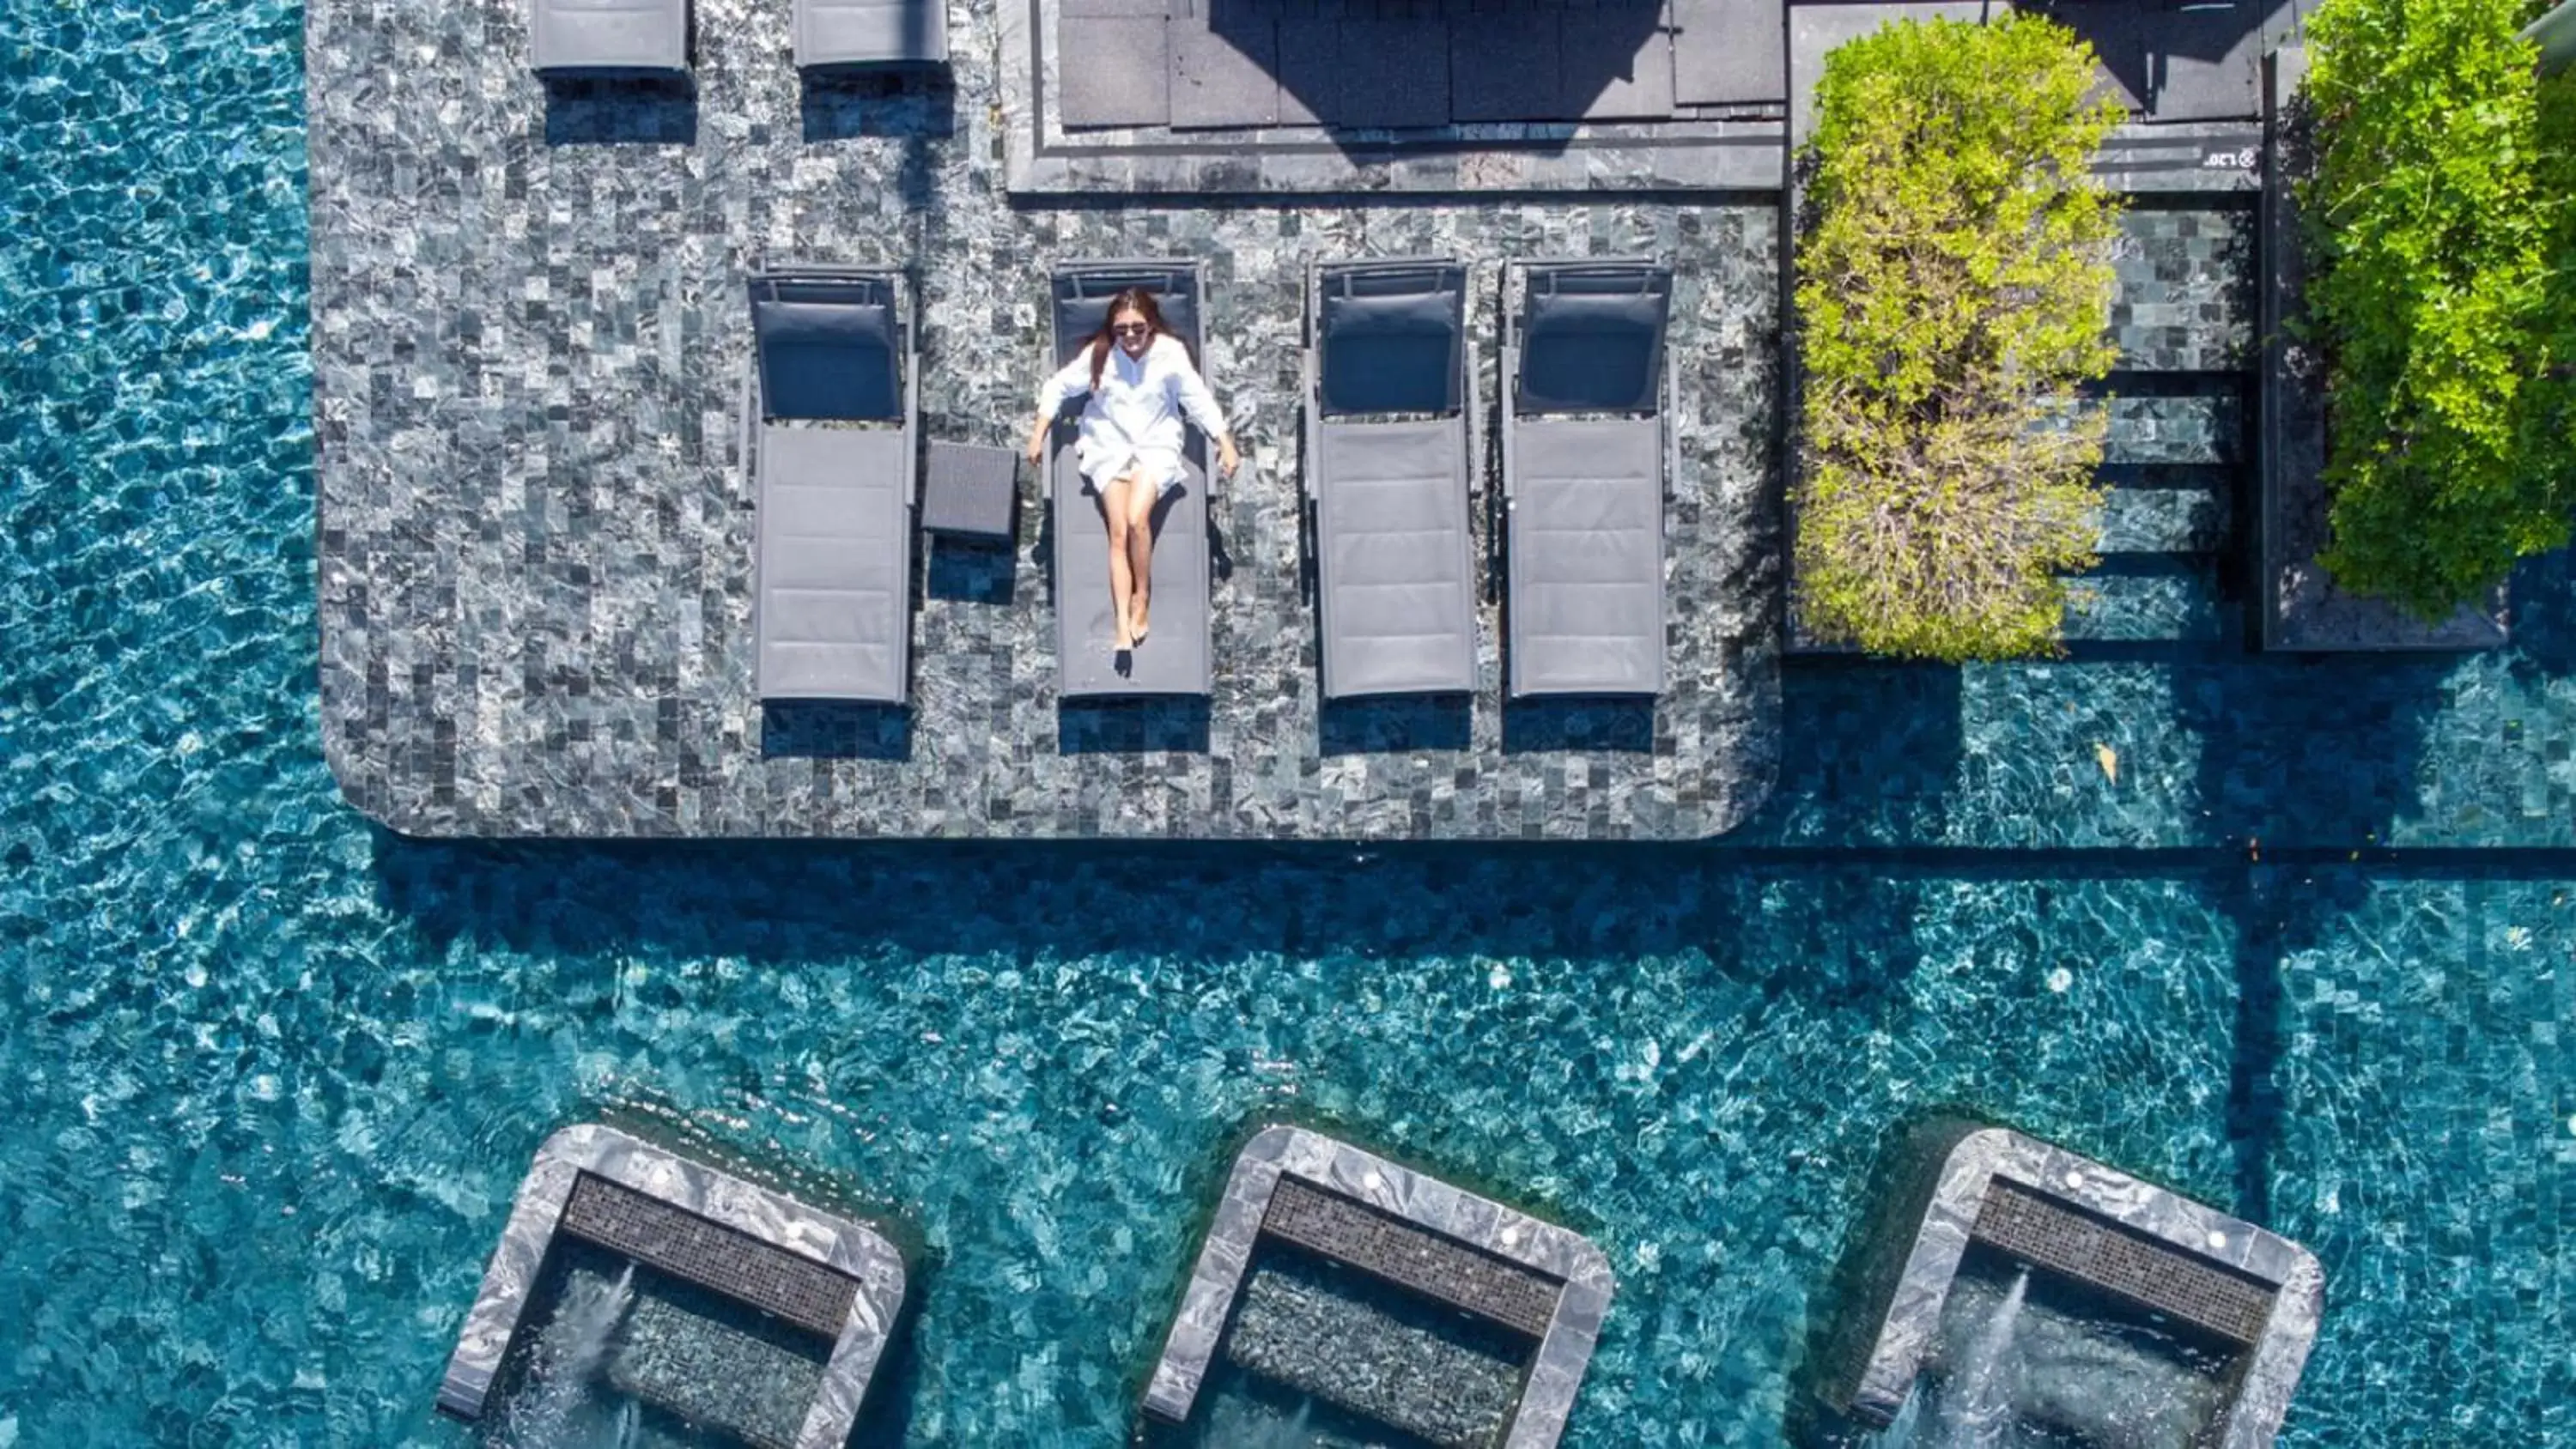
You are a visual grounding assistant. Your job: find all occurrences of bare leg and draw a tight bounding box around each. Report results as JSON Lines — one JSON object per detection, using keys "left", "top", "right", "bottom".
{"left": 1102, "top": 472, "right": 1140, "bottom": 650}
{"left": 1122, "top": 476, "right": 1158, "bottom": 644}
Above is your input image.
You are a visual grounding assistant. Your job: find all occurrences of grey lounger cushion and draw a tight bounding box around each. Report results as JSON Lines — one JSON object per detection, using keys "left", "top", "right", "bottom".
{"left": 1053, "top": 452, "right": 1212, "bottom": 698}
{"left": 1315, "top": 420, "right": 1476, "bottom": 698}
{"left": 1508, "top": 416, "right": 1664, "bottom": 696}
{"left": 796, "top": 0, "right": 948, "bottom": 67}
{"left": 1048, "top": 261, "right": 1212, "bottom": 700}
{"left": 532, "top": 0, "right": 688, "bottom": 73}
{"left": 756, "top": 427, "right": 912, "bottom": 701}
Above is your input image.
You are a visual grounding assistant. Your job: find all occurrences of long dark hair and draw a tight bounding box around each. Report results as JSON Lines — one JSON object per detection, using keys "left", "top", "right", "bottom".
{"left": 1085, "top": 287, "right": 1192, "bottom": 391}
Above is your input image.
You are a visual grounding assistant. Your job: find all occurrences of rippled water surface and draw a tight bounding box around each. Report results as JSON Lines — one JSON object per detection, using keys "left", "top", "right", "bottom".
{"left": 4, "top": 0, "right": 2573, "bottom": 1444}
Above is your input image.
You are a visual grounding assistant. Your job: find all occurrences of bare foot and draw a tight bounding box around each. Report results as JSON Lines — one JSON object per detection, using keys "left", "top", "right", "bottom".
{"left": 1129, "top": 602, "right": 1151, "bottom": 646}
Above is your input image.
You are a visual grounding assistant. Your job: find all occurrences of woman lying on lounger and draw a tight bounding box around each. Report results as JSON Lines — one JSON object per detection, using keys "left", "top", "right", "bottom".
{"left": 1024, "top": 287, "right": 1240, "bottom": 652}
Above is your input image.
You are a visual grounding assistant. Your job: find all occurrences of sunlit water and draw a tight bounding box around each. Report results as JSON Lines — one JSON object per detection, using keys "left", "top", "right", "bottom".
{"left": 1881, "top": 1261, "right": 2227, "bottom": 1449}
{"left": 3, "top": 0, "right": 2573, "bottom": 1443}
{"left": 495, "top": 1267, "right": 640, "bottom": 1449}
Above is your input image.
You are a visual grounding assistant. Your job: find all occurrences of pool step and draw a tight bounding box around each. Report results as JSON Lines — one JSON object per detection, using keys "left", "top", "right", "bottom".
{"left": 2111, "top": 206, "right": 2254, "bottom": 374}
{"left": 2096, "top": 484, "right": 2230, "bottom": 555}
{"left": 2102, "top": 388, "right": 2245, "bottom": 469}
{"left": 2064, "top": 564, "right": 2232, "bottom": 644}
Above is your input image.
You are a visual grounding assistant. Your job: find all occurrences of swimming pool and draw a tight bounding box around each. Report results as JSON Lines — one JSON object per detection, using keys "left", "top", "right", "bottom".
{"left": 3, "top": 0, "right": 2572, "bottom": 1442}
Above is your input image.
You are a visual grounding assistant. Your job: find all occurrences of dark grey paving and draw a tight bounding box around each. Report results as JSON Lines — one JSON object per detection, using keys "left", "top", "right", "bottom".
{"left": 1564, "top": 12, "right": 1678, "bottom": 120}
{"left": 308, "top": 0, "right": 1781, "bottom": 840}
{"left": 2147, "top": 0, "right": 2278, "bottom": 123}
{"left": 1273, "top": 15, "right": 1335, "bottom": 124}
{"left": 1672, "top": 0, "right": 1787, "bottom": 105}
{"left": 2039, "top": 0, "right": 2150, "bottom": 111}
{"left": 1171, "top": 17, "right": 1283, "bottom": 128}
{"left": 1451, "top": 13, "right": 1565, "bottom": 120}
{"left": 1331, "top": 18, "right": 1454, "bottom": 126}
{"left": 1060, "top": 15, "right": 1171, "bottom": 126}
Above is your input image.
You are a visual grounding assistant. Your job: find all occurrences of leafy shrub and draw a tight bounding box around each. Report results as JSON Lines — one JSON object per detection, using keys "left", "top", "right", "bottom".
{"left": 1794, "top": 15, "right": 2125, "bottom": 662}
{"left": 2301, "top": 0, "right": 2576, "bottom": 615}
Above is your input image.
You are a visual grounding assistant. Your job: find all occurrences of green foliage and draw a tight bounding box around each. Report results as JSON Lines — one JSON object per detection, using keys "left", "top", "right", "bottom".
{"left": 1794, "top": 15, "right": 2125, "bottom": 662}
{"left": 2301, "top": 0, "right": 2576, "bottom": 615}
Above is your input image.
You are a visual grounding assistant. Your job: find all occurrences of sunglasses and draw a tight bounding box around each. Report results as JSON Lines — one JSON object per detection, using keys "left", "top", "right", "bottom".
{"left": 1111, "top": 322, "right": 1151, "bottom": 338}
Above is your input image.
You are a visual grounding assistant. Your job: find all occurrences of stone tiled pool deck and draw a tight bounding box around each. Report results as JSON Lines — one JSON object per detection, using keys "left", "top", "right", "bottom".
{"left": 313, "top": 0, "right": 2263, "bottom": 839}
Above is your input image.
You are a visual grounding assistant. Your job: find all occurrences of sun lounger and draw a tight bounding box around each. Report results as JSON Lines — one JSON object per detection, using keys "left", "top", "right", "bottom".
{"left": 795, "top": 0, "right": 948, "bottom": 68}
{"left": 530, "top": 0, "right": 690, "bottom": 74}
{"left": 746, "top": 265, "right": 917, "bottom": 704}
{"left": 1302, "top": 258, "right": 1478, "bottom": 700}
{"left": 1501, "top": 259, "right": 1673, "bottom": 698}
{"left": 1048, "top": 259, "right": 1213, "bottom": 700}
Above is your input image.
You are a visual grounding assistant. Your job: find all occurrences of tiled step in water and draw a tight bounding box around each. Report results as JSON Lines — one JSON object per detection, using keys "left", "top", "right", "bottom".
{"left": 2066, "top": 372, "right": 2248, "bottom": 647}
{"left": 2111, "top": 205, "right": 2254, "bottom": 373}
{"left": 2101, "top": 387, "right": 2245, "bottom": 470}
{"left": 2096, "top": 485, "right": 2229, "bottom": 555}
{"left": 2064, "top": 566, "right": 2233, "bottom": 644}
{"left": 1222, "top": 1251, "right": 1533, "bottom": 1449}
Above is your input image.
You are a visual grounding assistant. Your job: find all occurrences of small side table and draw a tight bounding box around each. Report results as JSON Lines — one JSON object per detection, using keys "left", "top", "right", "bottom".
{"left": 920, "top": 440, "right": 1020, "bottom": 543}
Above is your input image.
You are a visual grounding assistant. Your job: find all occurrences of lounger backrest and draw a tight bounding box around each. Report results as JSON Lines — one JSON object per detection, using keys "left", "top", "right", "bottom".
{"left": 1514, "top": 264, "right": 1672, "bottom": 415}
{"left": 751, "top": 273, "right": 903, "bottom": 422}
{"left": 1316, "top": 264, "right": 1467, "bottom": 417}
{"left": 1050, "top": 264, "right": 1203, "bottom": 371}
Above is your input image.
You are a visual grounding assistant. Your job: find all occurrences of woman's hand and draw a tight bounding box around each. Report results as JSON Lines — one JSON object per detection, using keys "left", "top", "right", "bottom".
{"left": 1218, "top": 436, "right": 1242, "bottom": 479}
{"left": 1024, "top": 415, "right": 1049, "bottom": 470}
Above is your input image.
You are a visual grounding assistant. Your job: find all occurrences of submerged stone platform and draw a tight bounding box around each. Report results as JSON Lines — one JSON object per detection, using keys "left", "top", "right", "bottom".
{"left": 1145, "top": 1125, "right": 1614, "bottom": 1448}
{"left": 1823, "top": 1123, "right": 2324, "bottom": 1448}
{"left": 438, "top": 1125, "right": 908, "bottom": 1448}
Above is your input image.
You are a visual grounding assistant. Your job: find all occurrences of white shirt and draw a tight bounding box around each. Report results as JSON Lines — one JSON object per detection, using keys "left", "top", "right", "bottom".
{"left": 1036, "top": 334, "right": 1227, "bottom": 487}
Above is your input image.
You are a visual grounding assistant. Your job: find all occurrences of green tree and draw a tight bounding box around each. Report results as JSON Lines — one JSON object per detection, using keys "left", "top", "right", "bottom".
{"left": 2301, "top": 0, "right": 2576, "bottom": 615}
{"left": 1794, "top": 14, "right": 2125, "bottom": 662}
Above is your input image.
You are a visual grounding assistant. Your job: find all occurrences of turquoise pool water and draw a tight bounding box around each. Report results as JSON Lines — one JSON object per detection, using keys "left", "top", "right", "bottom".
{"left": 5, "top": 0, "right": 2574, "bottom": 1444}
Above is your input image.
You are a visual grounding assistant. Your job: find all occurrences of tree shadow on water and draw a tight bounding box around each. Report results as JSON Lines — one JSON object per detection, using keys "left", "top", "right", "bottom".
{"left": 1730, "top": 655, "right": 1966, "bottom": 848}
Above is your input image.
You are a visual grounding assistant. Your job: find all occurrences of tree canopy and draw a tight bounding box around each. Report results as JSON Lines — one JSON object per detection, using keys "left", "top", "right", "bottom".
{"left": 1794, "top": 14, "right": 2125, "bottom": 662}
{"left": 2300, "top": 0, "right": 2576, "bottom": 616}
